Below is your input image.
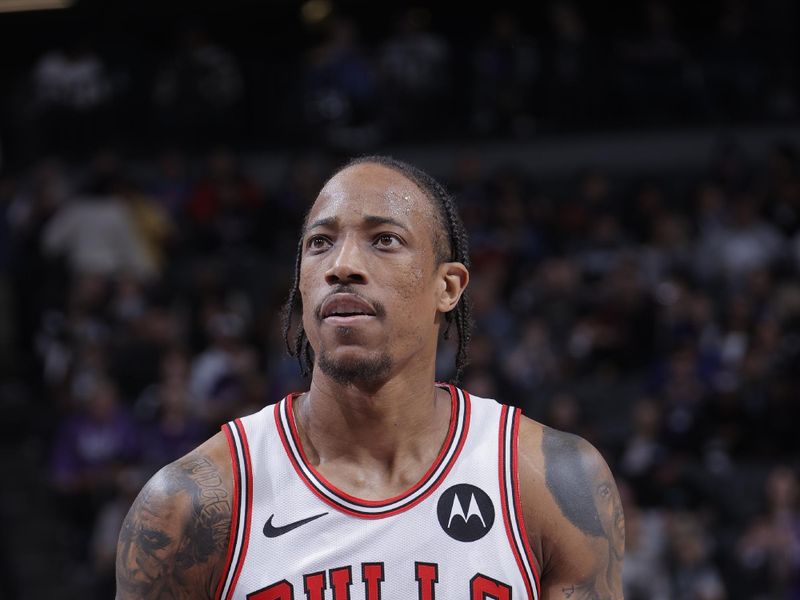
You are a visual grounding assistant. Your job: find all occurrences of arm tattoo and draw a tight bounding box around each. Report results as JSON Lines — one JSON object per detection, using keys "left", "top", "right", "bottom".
{"left": 543, "top": 427, "right": 625, "bottom": 600}
{"left": 543, "top": 429, "right": 604, "bottom": 537}
{"left": 116, "top": 454, "right": 231, "bottom": 599}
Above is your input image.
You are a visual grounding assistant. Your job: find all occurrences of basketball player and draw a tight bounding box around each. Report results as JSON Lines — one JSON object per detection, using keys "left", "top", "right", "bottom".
{"left": 116, "top": 156, "right": 624, "bottom": 599}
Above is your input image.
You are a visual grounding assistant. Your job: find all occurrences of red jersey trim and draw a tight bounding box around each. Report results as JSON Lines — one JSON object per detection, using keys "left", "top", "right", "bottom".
{"left": 215, "top": 424, "right": 241, "bottom": 600}
{"left": 217, "top": 419, "right": 255, "bottom": 600}
{"left": 498, "top": 407, "right": 540, "bottom": 600}
{"left": 510, "top": 410, "right": 542, "bottom": 596}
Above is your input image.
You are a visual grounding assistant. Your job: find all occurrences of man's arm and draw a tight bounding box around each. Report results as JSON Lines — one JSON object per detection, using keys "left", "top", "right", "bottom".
{"left": 518, "top": 419, "right": 625, "bottom": 600}
{"left": 116, "top": 433, "right": 232, "bottom": 600}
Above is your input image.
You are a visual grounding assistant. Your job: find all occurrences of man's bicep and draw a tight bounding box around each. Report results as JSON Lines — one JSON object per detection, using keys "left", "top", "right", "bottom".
{"left": 115, "top": 452, "right": 232, "bottom": 599}
{"left": 539, "top": 428, "right": 625, "bottom": 600}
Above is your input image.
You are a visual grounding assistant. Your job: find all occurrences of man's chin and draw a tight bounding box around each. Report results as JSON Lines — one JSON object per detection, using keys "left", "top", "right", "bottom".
{"left": 316, "top": 350, "right": 392, "bottom": 386}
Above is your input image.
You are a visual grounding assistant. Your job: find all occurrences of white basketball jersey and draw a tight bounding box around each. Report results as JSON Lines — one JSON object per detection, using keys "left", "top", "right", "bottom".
{"left": 215, "top": 385, "right": 541, "bottom": 600}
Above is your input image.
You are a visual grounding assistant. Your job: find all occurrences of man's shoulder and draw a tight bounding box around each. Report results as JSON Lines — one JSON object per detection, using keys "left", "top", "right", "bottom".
{"left": 133, "top": 430, "right": 232, "bottom": 499}
{"left": 116, "top": 431, "right": 234, "bottom": 600}
{"left": 514, "top": 414, "right": 625, "bottom": 596}
{"left": 515, "top": 414, "right": 607, "bottom": 478}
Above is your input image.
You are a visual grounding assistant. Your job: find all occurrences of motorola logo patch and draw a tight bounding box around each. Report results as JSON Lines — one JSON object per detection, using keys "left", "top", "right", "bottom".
{"left": 436, "top": 484, "right": 495, "bottom": 542}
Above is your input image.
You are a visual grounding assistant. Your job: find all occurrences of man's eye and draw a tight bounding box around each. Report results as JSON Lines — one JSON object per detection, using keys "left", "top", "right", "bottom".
{"left": 307, "top": 236, "right": 331, "bottom": 251}
{"left": 374, "top": 233, "right": 401, "bottom": 248}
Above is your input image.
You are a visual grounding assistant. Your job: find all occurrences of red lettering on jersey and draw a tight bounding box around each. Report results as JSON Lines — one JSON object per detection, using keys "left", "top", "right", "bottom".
{"left": 470, "top": 574, "right": 511, "bottom": 600}
{"left": 361, "top": 562, "right": 384, "bottom": 600}
{"left": 329, "top": 566, "right": 353, "bottom": 600}
{"left": 415, "top": 562, "right": 439, "bottom": 600}
{"left": 247, "top": 579, "right": 294, "bottom": 600}
{"left": 303, "top": 571, "right": 326, "bottom": 600}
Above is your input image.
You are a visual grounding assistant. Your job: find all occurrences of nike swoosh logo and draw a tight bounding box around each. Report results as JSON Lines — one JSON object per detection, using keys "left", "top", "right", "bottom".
{"left": 263, "top": 512, "right": 328, "bottom": 538}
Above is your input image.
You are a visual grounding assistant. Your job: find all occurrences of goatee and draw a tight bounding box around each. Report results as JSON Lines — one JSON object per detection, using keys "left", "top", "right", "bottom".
{"left": 316, "top": 351, "right": 392, "bottom": 386}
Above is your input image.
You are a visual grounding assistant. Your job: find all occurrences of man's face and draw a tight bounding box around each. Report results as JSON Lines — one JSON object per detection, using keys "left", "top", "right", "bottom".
{"left": 299, "top": 163, "right": 447, "bottom": 386}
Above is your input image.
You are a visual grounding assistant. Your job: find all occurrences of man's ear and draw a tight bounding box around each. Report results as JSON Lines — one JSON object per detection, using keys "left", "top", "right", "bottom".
{"left": 437, "top": 262, "right": 469, "bottom": 313}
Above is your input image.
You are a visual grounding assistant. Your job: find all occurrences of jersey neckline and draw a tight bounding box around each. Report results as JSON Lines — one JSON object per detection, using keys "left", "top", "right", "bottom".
{"left": 274, "top": 383, "right": 471, "bottom": 519}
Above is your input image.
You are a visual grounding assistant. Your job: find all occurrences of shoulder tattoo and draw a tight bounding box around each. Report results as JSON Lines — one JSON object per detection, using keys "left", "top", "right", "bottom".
{"left": 543, "top": 427, "right": 625, "bottom": 599}
{"left": 543, "top": 428, "right": 606, "bottom": 537}
{"left": 116, "top": 454, "right": 231, "bottom": 599}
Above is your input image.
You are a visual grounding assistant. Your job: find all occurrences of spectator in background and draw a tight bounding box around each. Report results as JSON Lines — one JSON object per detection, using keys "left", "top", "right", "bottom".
{"left": 737, "top": 467, "right": 800, "bottom": 599}
{"left": 41, "top": 156, "right": 154, "bottom": 281}
{"left": 89, "top": 468, "right": 148, "bottom": 599}
{"left": 701, "top": 0, "right": 761, "bottom": 120}
{"left": 302, "top": 17, "right": 380, "bottom": 151}
{"left": 695, "top": 193, "right": 785, "bottom": 287}
{"left": 8, "top": 159, "right": 72, "bottom": 366}
{"left": 481, "top": 166, "right": 543, "bottom": 260}
{"left": 50, "top": 377, "right": 140, "bottom": 562}
{"left": 30, "top": 39, "right": 115, "bottom": 154}
{"left": 188, "top": 309, "right": 259, "bottom": 425}
{"left": 543, "top": 0, "right": 599, "bottom": 128}
{"left": 639, "top": 209, "right": 693, "bottom": 287}
{"left": 139, "top": 375, "right": 207, "bottom": 471}
{"left": 153, "top": 23, "right": 244, "bottom": 147}
{"left": 470, "top": 10, "right": 539, "bottom": 137}
{"left": 669, "top": 512, "right": 728, "bottom": 600}
{"left": 621, "top": 482, "right": 672, "bottom": 600}
{"left": 617, "top": 0, "right": 705, "bottom": 122}
{"left": 544, "top": 392, "right": 583, "bottom": 436}
{"left": 186, "top": 147, "right": 263, "bottom": 254}
{"left": 620, "top": 397, "right": 669, "bottom": 507}
{"left": 148, "top": 149, "right": 193, "bottom": 224}
{"left": 106, "top": 281, "right": 182, "bottom": 402}
{"left": 377, "top": 7, "right": 451, "bottom": 138}
{"left": 116, "top": 176, "right": 175, "bottom": 277}
{"left": 501, "top": 317, "right": 558, "bottom": 396}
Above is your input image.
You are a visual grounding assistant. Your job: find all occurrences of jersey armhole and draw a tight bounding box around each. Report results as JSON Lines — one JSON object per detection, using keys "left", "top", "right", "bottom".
{"left": 498, "top": 406, "right": 542, "bottom": 600}
{"left": 215, "top": 419, "right": 253, "bottom": 600}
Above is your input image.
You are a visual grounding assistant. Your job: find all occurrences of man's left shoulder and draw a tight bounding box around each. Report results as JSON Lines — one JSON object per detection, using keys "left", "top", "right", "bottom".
{"left": 515, "top": 415, "right": 621, "bottom": 539}
{"left": 515, "top": 415, "right": 625, "bottom": 598}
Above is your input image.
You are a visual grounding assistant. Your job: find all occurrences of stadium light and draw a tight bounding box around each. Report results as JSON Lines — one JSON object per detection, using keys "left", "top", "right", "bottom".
{"left": 0, "top": 0, "right": 73, "bottom": 12}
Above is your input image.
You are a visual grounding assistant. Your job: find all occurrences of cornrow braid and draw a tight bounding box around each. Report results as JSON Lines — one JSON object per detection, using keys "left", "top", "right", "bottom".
{"left": 281, "top": 155, "right": 473, "bottom": 382}
{"left": 281, "top": 237, "right": 310, "bottom": 375}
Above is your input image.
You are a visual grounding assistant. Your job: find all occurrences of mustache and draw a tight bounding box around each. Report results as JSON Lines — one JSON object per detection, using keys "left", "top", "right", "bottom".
{"left": 314, "top": 285, "right": 386, "bottom": 321}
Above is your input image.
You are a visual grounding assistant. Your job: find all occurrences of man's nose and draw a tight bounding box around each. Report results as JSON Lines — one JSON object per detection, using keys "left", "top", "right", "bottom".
{"left": 324, "top": 235, "right": 367, "bottom": 285}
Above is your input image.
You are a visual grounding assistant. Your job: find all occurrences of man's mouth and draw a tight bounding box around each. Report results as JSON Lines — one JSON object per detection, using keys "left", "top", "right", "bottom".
{"left": 319, "top": 294, "right": 377, "bottom": 323}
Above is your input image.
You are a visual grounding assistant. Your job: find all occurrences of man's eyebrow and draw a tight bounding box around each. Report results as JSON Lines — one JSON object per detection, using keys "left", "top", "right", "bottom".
{"left": 362, "top": 215, "right": 410, "bottom": 231}
{"left": 304, "top": 216, "right": 337, "bottom": 233}
{"left": 304, "top": 215, "right": 410, "bottom": 233}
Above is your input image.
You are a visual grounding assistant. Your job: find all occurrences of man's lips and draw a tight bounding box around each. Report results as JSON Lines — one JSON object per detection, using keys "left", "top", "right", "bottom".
{"left": 318, "top": 293, "right": 378, "bottom": 320}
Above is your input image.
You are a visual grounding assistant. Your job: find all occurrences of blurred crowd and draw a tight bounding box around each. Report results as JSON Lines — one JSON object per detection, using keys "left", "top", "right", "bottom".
{"left": 0, "top": 0, "right": 799, "bottom": 599}
{"left": 0, "top": 137, "right": 799, "bottom": 598}
{"left": 1, "top": 0, "right": 798, "bottom": 165}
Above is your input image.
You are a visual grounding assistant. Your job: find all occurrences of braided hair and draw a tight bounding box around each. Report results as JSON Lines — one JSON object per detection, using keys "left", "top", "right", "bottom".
{"left": 281, "top": 155, "right": 472, "bottom": 382}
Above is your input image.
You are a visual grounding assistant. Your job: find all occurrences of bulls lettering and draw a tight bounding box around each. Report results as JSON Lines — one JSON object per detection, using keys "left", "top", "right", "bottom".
{"left": 303, "top": 571, "right": 326, "bottom": 600}
{"left": 247, "top": 579, "right": 294, "bottom": 600}
{"left": 329, "top": 566, "right": 353, "bottom": 600}
{"left": 470, "top": 574, "right": 512, "bottom": 600}
{"left": 362, "top": 562, "right": 385, "bottom": 600}
{"left": 250, "top": 563, "right": 513, "bottom": 599}
{"left": 415, "top": 562, "right": 439, "bottom": 600}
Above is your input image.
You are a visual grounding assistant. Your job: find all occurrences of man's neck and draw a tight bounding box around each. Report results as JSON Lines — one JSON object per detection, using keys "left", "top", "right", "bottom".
{"left": 292, "top": 368, "right": 453, "bottom": 496}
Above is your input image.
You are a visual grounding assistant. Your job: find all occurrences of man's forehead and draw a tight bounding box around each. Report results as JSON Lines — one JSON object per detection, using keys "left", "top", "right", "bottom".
{"left": 307, "top": 163, "right": 434, "bottom": 226}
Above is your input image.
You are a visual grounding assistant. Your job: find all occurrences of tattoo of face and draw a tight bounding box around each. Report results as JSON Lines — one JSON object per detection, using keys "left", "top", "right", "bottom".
{"left": 543, "top": 428, "right": 625, "bottom": 598}
{"left": 116, "top": 454, "right": 231, "bottom": 598}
